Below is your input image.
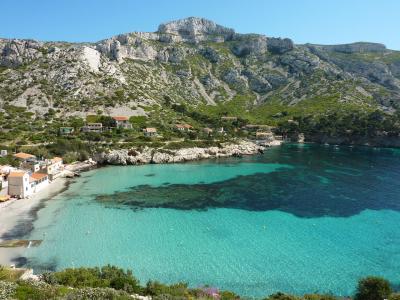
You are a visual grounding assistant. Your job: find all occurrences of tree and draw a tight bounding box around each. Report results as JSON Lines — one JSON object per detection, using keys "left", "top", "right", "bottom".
{"left": 354, "top": 276, "right": 392, "bottom": 300}
{"left": 264, "top": 292, "right": 302, "bottom": 300}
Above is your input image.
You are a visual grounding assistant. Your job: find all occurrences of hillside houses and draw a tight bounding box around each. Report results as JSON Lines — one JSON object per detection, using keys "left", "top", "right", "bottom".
{"left": 143, "top": 127, "right": 157, "bottom": 137}
{"left": 175, "top": 123, "right": 193, "bottom": 132}
{"left": 0, "top": 152, "right": 64, "bottom": 200}
{"left": 113, "top": 116, "right": 132, "bottom": 129}
{"left": 82, "top": 123, "right": 103, "bottom": 133}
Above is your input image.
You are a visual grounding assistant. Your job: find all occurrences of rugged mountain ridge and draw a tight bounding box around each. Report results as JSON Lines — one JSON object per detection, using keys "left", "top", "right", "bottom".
{"left": 0, "top": 17, "right": 399, "bottom": 118}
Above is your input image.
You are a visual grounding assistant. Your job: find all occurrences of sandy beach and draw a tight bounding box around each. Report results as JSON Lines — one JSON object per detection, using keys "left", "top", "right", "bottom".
{"left": 0, "top": 177, "right": 69, "bottom": 266}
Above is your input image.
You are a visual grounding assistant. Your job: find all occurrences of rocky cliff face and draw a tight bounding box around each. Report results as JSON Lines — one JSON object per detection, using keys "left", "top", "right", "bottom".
{"left": 0, "top": 39, "right": 44, "bottom": 67}
{"left": 94, "top": 140, "right": 268, "bottom": 165}
{"left": 0, "top": 17, "right": 399, "bottom": 118}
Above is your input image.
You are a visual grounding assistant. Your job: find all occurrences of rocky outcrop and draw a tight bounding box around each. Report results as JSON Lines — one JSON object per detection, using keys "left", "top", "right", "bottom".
{"left": 0, "top": 39, "right": 43, "bottom": 67}
{"left": 94, "top": 141, "right": 272, "bottom": 165}
{"left": 157, "top": 17, "right": 235, "bottom": 43}
{"left": 0, "top": 17, "right": 399, "bottom": 116}
{"left": 267, "top": 37, "right": 294, "bottom": 54}
{"left": 315, "top": 42, "right": 387, "bottom": 54}
{"left": 96, "top": 34, "right": 159, "bottom": 62}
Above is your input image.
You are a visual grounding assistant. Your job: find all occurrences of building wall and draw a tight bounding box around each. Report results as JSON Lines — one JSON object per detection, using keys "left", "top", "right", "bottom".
{"left": 31, "top": 177, "right": 49, "bottom": 193}
{"left": 8, "top": 174, "right": 31, "bottom": 198}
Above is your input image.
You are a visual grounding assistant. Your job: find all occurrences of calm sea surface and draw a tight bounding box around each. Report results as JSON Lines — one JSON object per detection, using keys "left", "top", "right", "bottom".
{"left": 22, "top": 144, "right": 400, "bottom": 297}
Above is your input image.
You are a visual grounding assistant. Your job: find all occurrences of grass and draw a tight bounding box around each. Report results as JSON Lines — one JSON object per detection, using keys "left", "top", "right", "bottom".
{"left": 0, "top": 266, "right": 25, "bottom": 281}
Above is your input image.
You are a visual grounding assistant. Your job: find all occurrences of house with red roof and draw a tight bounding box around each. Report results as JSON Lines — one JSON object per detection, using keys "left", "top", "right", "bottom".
{"left": 113, "top": 116, "right": 132, "bottom": 129}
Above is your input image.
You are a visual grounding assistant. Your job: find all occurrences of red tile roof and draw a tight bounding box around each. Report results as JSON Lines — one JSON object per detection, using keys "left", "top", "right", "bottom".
{"left": 113, "top": 116, "right": 129, "bottom": 121}
{"left": 31, "top": 173, "right": 48, "bottom": 181}
{"left": 14, "top": 152, "right": 35, "bottom": 160}
{"left": 8, "top": 171, "right": 27, "bottom": 178}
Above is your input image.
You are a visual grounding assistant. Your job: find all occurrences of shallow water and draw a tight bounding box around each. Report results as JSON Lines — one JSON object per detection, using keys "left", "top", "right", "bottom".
{"left": 21, "top": 144, "right": 400, "bottom": 297}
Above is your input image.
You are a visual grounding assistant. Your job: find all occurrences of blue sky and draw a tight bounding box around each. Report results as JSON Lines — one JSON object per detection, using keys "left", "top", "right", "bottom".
{"left": 2, "top": 0, "right": 399, "bottom": 49}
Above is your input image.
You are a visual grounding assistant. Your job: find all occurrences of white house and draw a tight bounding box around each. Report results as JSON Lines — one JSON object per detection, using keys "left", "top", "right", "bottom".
{"left": 8, "top": 171, "right": 32, "bottom": 198}
{"left": 30, "top": 173, "right": 49, "bottom": 193}
{"left": 175, "top": 124, "right": 193, "bottom": 132}
{"left": 13, "top": 152, "right": 36, "bottom": 162}
{"left": 113, "top": 116, "right": 132, "bottom": 129}
{"left": 82, "top": 123, "right": 103, "bottom": 133}
{"left": 44, "top": 157, "right": 64, "bottom": 180}
{"left": 143, "top": 127, "right": 157, "bottom": 137}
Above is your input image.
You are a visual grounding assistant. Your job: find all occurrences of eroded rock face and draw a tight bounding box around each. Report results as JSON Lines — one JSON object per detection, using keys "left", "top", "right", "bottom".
{"left": 231, "top": 35, "right": 268, "bottom": 57}
{"left": 0, "top": 17, "right": 399, "bottom": 114}
{"left": 81, "top": 46, "right": 101, "bottom": 72}
{"left": 0, "top": 39, "right": 43, "bottom": 67}
{"left": 94, "top": 141, "right": 270, "bottom": 165}
{"left": 318, "top": 42, "right": 387, "bottom": 54}
{"left": 157, "top": 17, "right": 235, "bottom": 43}
{"left": 267, "top": 37, "right": 294, "bottom": 54}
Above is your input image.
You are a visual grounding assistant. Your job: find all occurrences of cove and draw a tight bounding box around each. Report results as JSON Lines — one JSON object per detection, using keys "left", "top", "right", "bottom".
{"left": 19, "top": 144, "right": 400, "bottom": 297}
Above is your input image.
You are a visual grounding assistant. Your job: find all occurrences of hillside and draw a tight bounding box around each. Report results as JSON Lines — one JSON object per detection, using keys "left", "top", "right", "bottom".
{"left": 0, "top": 17, "right": 399, "bottom": 147}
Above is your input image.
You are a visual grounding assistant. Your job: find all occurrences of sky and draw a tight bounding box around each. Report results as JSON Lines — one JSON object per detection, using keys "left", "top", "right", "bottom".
{"left": 2, "top": 0, "right": 399, "bottom": 50}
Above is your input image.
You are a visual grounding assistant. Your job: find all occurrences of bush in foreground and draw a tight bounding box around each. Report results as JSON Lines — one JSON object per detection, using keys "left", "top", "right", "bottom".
{"left": 354, "top": 276, "right": 392, "bottom": 300}
{"left": 0, "top": 265, "right": 399, "bottom": 300}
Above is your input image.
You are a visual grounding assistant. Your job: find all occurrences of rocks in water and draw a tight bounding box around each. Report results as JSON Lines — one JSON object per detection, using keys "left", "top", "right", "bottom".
{"left": 94, "top": 141, "right": 268, "bottom": 165}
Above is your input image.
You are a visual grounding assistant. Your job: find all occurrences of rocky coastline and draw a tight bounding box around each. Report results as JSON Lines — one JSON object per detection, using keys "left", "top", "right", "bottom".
{"left": 94, "top": 140, "right": 275, "bottom": 165}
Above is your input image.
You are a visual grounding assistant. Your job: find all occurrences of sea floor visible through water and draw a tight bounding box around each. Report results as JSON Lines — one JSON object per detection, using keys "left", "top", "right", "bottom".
{"left": 7, "top": 144, "right": 400, "bottom": 297}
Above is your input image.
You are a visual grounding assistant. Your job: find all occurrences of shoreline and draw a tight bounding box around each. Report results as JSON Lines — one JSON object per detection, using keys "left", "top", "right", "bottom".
{"left": 0, "top": 177, "right": 70, "bottom": 266}
{"left": 0, "top": 140, "right": 274, "bottom": 267}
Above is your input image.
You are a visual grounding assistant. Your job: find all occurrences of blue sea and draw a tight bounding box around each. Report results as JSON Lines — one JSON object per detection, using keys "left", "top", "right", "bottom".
{"left": 21, "top": 144, "right": 400, "bottom": 297}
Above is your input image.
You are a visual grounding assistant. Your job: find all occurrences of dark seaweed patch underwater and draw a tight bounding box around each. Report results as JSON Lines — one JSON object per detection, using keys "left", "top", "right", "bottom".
{"left": 95, "top": 144, "right": 400, "bottom": 218}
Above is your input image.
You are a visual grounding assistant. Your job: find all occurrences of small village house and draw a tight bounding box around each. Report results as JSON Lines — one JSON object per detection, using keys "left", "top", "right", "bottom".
{"left": 8, "top": 171, "right": 32, "bottom": 198}
{"left": 143, "top": 127, "right": 157, "bottom": 137}
{"left": 0, "top": 165, "right": 16, "bottom": 190}
{"left": 59, "top": 127, "right": 75, "bottom": 135}
{"left": 42, "top": 157, "right": 64, "bottom": 180}
{"left": 82, "top": 123, "right": 103, "bottom": 133}
{"left": 175, "top": 124, "right": 193, "bottom": 132}
{"left": 0, "top": 168, "right": 8, "bottom": 190}
{"left": 22, "top": 160, "right": 41, "bottom": 173}
{"left": 14, "top": 152, "right": 36, "bottom": 162}
{"left": 255, "top": 131, "right": 274, "bottom": 140}
{"left": 203, "top": 128, "right": 213, "bottom": 135}
{"left": 0, "top": 149, "right": 8, "bottom": 157}
{"left": 30, "top": 173, "right": 49, "bottom": 193}
{"left": 113, "top": 116, "right": 132, "bottom": 129}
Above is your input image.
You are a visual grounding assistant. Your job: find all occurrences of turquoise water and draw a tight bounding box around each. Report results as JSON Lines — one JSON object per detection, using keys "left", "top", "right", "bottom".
{"left": 22, "top": 144, "right": 400, "bottom": 297}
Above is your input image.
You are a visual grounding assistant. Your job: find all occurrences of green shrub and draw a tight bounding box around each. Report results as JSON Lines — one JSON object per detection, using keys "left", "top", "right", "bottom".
{"left": 264, "top": 292, "right": 302, "bottom": 300}
{"left": 389, "top": 293, "right": 400, "bottom": 300}
{"left": 42, "top": 265, "right": 140, "bottom": 293}
{"left": 354, "top": 276, "right": 392, "bottom": 300}
{"left": 304, "top": 294, "right": 337, "bottom": 300}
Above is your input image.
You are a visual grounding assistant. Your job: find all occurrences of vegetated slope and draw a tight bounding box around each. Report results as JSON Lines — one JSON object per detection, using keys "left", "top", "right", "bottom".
{"left": 0, "top": 17, "right": 399, "bottom": 125}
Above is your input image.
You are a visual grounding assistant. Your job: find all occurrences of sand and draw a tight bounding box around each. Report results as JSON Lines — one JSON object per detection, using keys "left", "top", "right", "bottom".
{"left": 0, "top": 177, "right": 69, "bottom": 266}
